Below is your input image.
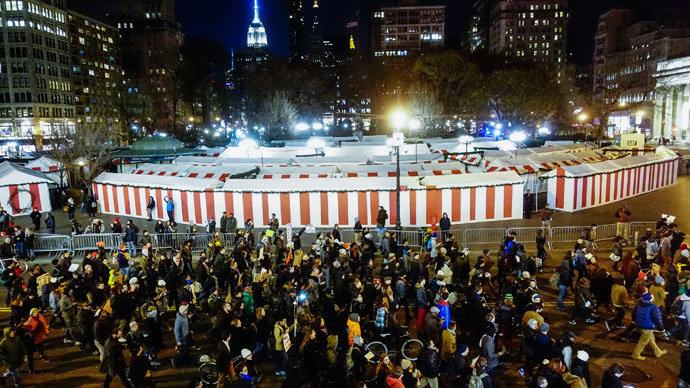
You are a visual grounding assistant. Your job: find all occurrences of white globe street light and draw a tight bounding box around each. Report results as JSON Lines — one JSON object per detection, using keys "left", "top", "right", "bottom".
{"left": 295, "top": 122, "right": 310, "bottom": 131}
{"left": 312, "top": 122, "right": 323, "bottom": 130}
{"left": 307, "top": 138, "right": 326, "bottom": 150}
{"left": 459, "top": 135, "right": 473, "bottom": 153}
{"left": 391, "top": 110, "right": 407, "bottom": 130}
{"left": 509, "top": 131, "right": 527, "bottom": 143}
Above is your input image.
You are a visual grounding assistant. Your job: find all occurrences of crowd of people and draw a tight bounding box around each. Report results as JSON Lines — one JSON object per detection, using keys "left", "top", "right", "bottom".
{"left": 0, "top": 203, "right": 690, "bottom": 388}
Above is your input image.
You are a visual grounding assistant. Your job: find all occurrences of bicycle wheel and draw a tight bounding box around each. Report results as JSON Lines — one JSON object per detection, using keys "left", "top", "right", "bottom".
{"left": 365, "top": 341, "right": 388, "bottom": 363}
{"left": 401, "top": 338, "right": 423, "bottom": 361}
{"left": 198, "top": 362, "right": 219, "bottom": 385}
{"left": 364, "top": 362, "right": 378, "bottom": 383}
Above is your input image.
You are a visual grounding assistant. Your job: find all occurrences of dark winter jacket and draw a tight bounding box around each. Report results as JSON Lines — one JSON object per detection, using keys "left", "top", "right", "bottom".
{"left": 571, "top": 357, "right": 592, "bottom": 388}
{"left": 601, "top": 370, "right": 623, "bottom": 388}
{"left": 439, "top": 217, "right": 451, "bottom": 231}
{"left": 0, "top": 328, "right": 24, "bottom": 370}
{"left": 417, "top": 345, "right": 440, "bottom": 378}
{"left": 99, "top": 336, "right": 127, "bottom": 376}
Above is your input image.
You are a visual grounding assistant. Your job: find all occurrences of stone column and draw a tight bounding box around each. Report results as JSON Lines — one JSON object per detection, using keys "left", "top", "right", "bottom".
{"left": 653, "top": 91, "right": 665, "bottom": 139}
{"left": 664, "top": 87, "right": 675, "bottom": 138}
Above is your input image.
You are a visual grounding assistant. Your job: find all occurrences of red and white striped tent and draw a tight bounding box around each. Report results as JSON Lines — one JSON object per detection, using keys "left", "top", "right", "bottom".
{"left": 93, "top": 173, "right": 223, "bottom": 224}
{"left": 545, "top": 154, "right": 679, "bottom": 212}
{"left": 0, "top": 162, "right": 53, "bottom": 216}
{"left": 133, "top": 163, "right": 257, "bottom": 181}
{"left": 256, "top": 165, "right": 338, "bottom": 179}
{"left": 93, "top": 170, "right": 524, "bottom": 227}
{"left": 25, "top": 155, "right": 67, "bottom": 185}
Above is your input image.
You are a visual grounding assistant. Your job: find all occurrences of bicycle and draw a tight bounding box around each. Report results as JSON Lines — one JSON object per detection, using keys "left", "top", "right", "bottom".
{"left": 363, "top": 335, "right": 423, "bottom": 383}
{"left": 0, "top": 257, "right": 28, "bottom": 274}
{"left": 196, "top": 354, "right": 218, "bottom": 387}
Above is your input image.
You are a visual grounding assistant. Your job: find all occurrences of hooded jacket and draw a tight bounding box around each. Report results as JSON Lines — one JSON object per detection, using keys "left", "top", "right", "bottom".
{"left": 0, "top": 328, "right": 24, "bottom": 370}
{"left": 346, "top": 317, "right": 361, "bottom": 346}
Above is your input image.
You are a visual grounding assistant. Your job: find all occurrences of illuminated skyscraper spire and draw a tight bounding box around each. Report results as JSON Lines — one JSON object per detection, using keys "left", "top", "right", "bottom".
{"left": 247, "top": 0, "right": 268, "bottom": 48}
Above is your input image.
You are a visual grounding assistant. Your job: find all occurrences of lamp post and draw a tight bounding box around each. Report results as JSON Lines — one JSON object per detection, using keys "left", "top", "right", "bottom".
{"left": 509, "top": 131, "right": 527, "bottom": 158}
{"left": 459, "top": 135, "right": 473, "bottom": 153}
{"left": 390, "top": 110, "right": 407, "bottom": 231}
{"left": 578, "top": 113, "right": 588, "bottom": 142}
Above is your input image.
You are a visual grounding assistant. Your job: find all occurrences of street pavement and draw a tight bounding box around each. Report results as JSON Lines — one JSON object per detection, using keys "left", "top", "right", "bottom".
{"left": 4, "top": 176, "right": 690, "bottom": 387}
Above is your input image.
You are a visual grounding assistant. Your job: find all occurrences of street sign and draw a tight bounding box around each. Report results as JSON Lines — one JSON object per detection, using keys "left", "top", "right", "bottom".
{"left": 286, "top": 223, "right": 293, "bottom": 243}
{"left": 400, "top": 185, "right": 408, "bottom": 191}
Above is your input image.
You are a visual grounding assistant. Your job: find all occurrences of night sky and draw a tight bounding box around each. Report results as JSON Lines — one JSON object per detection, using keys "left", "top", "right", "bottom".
{"left": 175, "top": 0, "right": 688, "bottom": 64}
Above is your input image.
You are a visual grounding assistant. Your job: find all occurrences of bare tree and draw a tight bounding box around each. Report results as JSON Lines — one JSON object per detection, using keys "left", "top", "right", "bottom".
{"left": 407, "top": 84, "right": 443, "bottom": 137}
{"left": 41, "top": 123, "right": 117, "bottom": 187}
{"left": 259, "top": 91, "right": 298, "bottom": 140}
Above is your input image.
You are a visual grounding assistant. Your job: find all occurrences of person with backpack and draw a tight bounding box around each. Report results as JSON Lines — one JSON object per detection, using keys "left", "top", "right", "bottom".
{"left": 469, "top": 356, "right": 493, "bottom": 388}
{"left": 669, "top": 289, "right": 690, "bottom": 346}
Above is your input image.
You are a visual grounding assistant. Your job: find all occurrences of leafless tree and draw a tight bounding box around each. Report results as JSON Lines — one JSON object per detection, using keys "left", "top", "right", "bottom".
{"left": 259, "top": 91, "right": 298, "bottom": 139}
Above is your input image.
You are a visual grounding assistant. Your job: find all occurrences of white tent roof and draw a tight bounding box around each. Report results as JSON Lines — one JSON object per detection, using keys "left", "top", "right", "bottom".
{"left": 25, "top": 156, "right": 61, "bottom": 172}
{"left": 370, "top": 153, "right": 444, "bottom": 164}
{"left": 420, "top": 171, "right": 522, "bottom": 188}
{"left": 95, "top": 172, "right": 223, "bottom": 191}
{"left": 0, "top": 162, "right": 55, "bottom": 186}
{"left": 222, "top": 176, "right": 422, "bottom": 192}
{"left": 259, "top": 165, "right": 338, "bottom": 174}
{"left": 545, "top": 153, "right": 674, "bottom": 177}
{"left": 173, "top": 156, "right": 221, "bottom": 165}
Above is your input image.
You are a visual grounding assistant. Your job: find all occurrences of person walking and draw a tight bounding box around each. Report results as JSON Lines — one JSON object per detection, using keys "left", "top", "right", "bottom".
{"left": 523, "top": 189, "right": 534, "bottom": 219}
{"left": 632, "top": 292, "right": 667, "bottom": 360}
{"left": 615, "top": 204, "right": 631, "bottom": 243}
{"left": 0, "top": 327, "right": 25, "bottom": 388}
{"left": 29, "top": 208, "right": 41, "bottom": 232}
{"left": 146, "top": 196, "right": 155, "bottom": 221}
{"left": 172, "top": 303, "right": 192, "bottom": 368}
{"left": 377, "top": 206, "right": 388, "bottom": 228}
{"left": 556, "top": 259, "right": 572, "bottom": 311}
{"left": 540, "top": 204, "right": 554, "bottom": 233}
{"left": 606, "top": 277, "right": 629, "bottom": 332}
{"left": 100, "top": 328, "right": 132, "bottom": 388}
{"left": 22, "top": 308, "right": 50, "bottom": 363}
{"left": 45, "top": 213, "right": 55, "bottom": 234}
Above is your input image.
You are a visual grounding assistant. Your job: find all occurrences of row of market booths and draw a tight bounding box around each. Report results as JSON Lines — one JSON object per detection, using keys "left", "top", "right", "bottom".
{"left": 92, "top": 136, "right": 681, "bottom": 228}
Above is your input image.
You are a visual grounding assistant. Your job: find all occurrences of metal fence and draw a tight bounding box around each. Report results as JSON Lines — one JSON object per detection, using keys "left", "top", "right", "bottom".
{"left": 11, "top": 221, "right": 661, "bottom": 257}
{"left": 463, "top": 228, "right": 507, "bottom": 245}
{"left": 32, "top": 234, "right": 72, "bottom": 256}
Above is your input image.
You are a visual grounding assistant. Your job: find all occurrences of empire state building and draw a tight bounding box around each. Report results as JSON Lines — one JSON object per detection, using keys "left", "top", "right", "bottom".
{"left": 247, "top": 0, "right": 268, "bottom": 48}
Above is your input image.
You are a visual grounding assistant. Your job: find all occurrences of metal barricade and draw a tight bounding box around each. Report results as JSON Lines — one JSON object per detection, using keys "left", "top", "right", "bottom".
{"left": 33, "top": 234, "right": 72, "bottom": 256}
{"left": 550, "top": 226, "right": 588, "bottom": 243}
{"left": 591, "top": 223, "right": 618, "bottom": 241}
{"left": 463, "top": 228, "right": 507, "bottom": 245}
{"left": 392, "top": 230, "right": 424, "bottom": 247}
{"left": 505, "top": 227, "right": 552, "bottom": 250}
{"left": 628, "top": 222, "right": 656, "bottom": 244}
{"left": 150, "top": 233, "right": 238, "bottom": 252}
{"left": 72, "top": 233, "right": 123, "bottom": 253}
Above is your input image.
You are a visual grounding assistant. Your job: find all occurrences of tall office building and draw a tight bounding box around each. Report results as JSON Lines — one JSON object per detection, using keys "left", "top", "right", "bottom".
{"left": 289, "top": 0, "right": 304, "bottom": 62}
{"left": 308, "top": 0, "right": 324, "bottom": 66}
{"left": 488, "top": 0, "right": 568, "bottom": 67}
{"left": 593, "top": 8, "right": 690, "bottom": 136}
{"left": 67, "top": 10, "right": 122, "bottom": 132}
{"left": 0, "top": 0, "right": 75, "bottom": 141}
{"left": 247, "top": 0, "right": 267, "bottom": 48}
{"left": 372, "top": 4, "right": 446, "bottom": 60}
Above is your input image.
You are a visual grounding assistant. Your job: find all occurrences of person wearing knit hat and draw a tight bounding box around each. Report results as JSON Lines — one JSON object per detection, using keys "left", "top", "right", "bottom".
{"left": 172, "top": 300, "right": 191, "bottom": 368}
{"left": 571, "top": 350, "right": 592, "bottom": 387}
{"left": 632, "top": 292, "right": 667, "bottom": 360}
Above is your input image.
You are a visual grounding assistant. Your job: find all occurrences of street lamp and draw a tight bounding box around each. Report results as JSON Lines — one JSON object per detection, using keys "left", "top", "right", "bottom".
{"left": 391, "top": 110, "right": 407, "bottom": 131}
{"left": 407, "top": 118, "right": 421, "bottom": 131}
{"left": 295, "top": 122, "right": 310, "bottom": 132}
{"left": 307, "top": 138, "right": 326, "bottom": 153}
{"left": 387, "top": 132, "right": 405, "bottom": 231}
{"left": 459, "top": 135, "right": 473, "bottom": 153}
{"left": 509, "top": 131, "right": 527, "bottom": 158}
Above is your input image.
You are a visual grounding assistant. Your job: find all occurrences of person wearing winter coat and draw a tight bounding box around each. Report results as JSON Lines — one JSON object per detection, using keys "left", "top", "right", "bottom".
{"left": 443, "top": 345, "right": 468, "bottom": 388}
{"left": 439, "top": 213, "right": 451, "bottom": 241}
{"left": 146, "top": 196, "right": 155, "bottom": 220}
{"left": 480, "top": 324, "right": 503, "bottom": 374}
{"left": 415, "top": 279, "right": 429, "bottom": 332}
{"left": 377, "top": 206, "right": 388, "bottom": 228}
{"left": 607, "top": 277, "right": 629, "bottom": 332}
{"left": 45, "top": 213, "right": 55, "bottom": 234}
{"left": 570, "top": 350, "right": 592, "bottom": 388}
{"left": 346, "top": 313, "right": 361, "bottom": 346}
{"left": 601, "top": 363, "right": 625, "bottom": 388}
{"left": 417, "top": 341, "right": 441, "bottom": 388}
{"left": 0, "top": 327, "right": 25, "bottom": 387}
{"left": 424, "top": 307, "right": 443, "bottom": 347}
{"left": 386, "top": 366, "right": 405, "bottom": 388}
{"left": 22, "top": 308, "right": 49, "bottom": 361}
{"left": 569, "top": 277, "right": 595, "bottom": 325}
{"left": 173, "top": 303, "right": 191, "bottom": 368}
{"left": 670, "top": 290, "right": 690, "bottom": 346}
{"left": 441, "top": 320, "right": 457, "bottom": 362}
{"left": 100, "top": 329, "right": 132, "bottom": 388}
{"left": 632, "top": 292, "right": 666, "bottom": 360}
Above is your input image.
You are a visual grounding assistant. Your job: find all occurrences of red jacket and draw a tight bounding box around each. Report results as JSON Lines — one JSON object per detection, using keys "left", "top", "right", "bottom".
{"left": 386, "top": 376, "right": 405, "bottom": 388}
{"left": 23, "top": 314, "right": 49, "bottom": 344}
